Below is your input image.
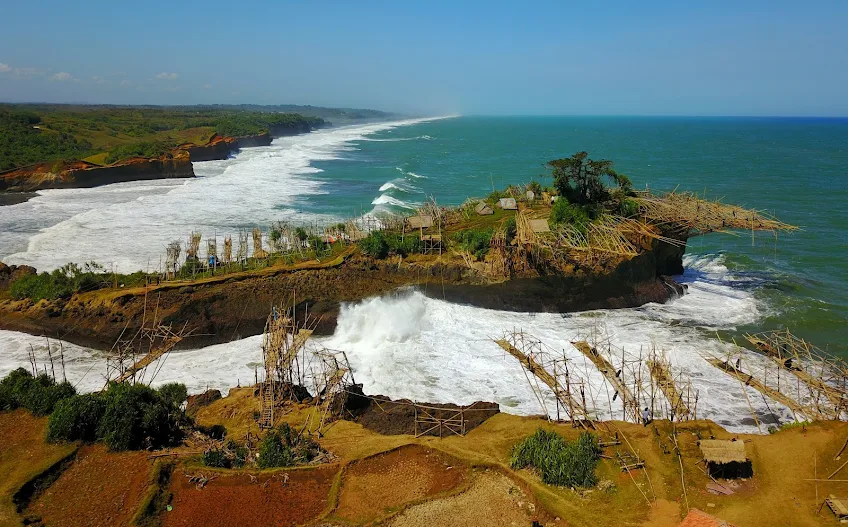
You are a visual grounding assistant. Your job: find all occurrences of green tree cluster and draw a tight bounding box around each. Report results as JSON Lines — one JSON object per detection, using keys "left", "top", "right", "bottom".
{"left": 359, "top": 231, "right": 421, "bottom": 259}
{"left": 510, "top": 428, "right": 602, "bottom": 488}
{"left": 46, "top": 381, "right": 187, "bottom": 451}
{"left": 0, "top": 368, "right": 76, "bottom": 416}
{"left": 10, "top": 262, "right": 108, "bottom": 301}
{"left": 547, "top": 151, "right": 633, "bottom": 205}
{"left": 0, "top": 109, "right": 93, "bottom": 170}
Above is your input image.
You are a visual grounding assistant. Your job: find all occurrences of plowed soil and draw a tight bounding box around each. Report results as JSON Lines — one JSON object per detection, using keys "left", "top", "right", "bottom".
{"left": 335, "top": 445, "right": 467, "bottom": 523}
{"left": 386, "top": 468, "right": 552, "bottom": 527}
{"left": 162, "top": 465, "right": 338, "bottom": 527}
{"left": 27, "top": 445, "right": 152, "bottom": 527}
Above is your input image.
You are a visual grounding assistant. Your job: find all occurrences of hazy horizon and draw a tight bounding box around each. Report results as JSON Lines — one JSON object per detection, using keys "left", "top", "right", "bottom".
{"left": 2, "top": 1, "right": 847, "bottom": 117}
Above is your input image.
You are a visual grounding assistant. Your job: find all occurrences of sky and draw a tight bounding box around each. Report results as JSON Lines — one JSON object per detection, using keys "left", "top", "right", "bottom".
{"left": 1, "top": 1, "right": 847, "bottom": 116}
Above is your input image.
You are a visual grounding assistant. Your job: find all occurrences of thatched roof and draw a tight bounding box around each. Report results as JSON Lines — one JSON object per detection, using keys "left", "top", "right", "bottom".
{"left": 498, "top": 197, "right": 517, "bottom": 210}
{"left": 699, "top": 439, "right": 748, "bottom": 464}
{"left": 407, "top": 215, "right": 433, "bottom": 229}
{"left": 474, "top": 201, "right": 493, "bottom": 215}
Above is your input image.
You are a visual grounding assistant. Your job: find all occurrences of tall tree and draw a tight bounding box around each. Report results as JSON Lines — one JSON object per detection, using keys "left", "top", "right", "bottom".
{"left": 547, "top": 151, "right": 632, "bottom": 205}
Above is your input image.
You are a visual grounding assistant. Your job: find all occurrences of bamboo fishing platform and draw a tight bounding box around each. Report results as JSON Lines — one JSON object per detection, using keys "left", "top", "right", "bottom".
{"left": 647, "top": 359, "right": 694, "bottom": 421}
{"left": 571, "top": 341, "right": 641, "bottom": 423}
{"left": 706, "top": 358, "right": 820, "bottom": 420}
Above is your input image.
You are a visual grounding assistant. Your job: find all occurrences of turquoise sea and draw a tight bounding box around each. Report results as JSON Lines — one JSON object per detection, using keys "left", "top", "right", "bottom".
{"left": 307, "top": 116, "right": 848, "bottom": 354}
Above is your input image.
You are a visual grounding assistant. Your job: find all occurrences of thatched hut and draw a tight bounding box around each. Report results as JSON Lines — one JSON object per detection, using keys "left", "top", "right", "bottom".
{"left": 498, "top": 197, "right": 517, "bottom": 210}
{"left": 699, "top": 439, "right": 752, "bottom": 478}
{"left": 474, "top": 201, "right": 494, "bottom": 215}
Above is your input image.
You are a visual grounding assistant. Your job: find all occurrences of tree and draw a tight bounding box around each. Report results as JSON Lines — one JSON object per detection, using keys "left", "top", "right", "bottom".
{"left": 547, "top": 152, "right": 632, "bottom": 205}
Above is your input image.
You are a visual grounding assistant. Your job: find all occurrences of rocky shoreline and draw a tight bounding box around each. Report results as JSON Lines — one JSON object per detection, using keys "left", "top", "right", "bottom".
{"left": 0, "top": 240, "right": 686, "bottom": 351}
{"left": 0, "top": 123, "right": 326, "bottom": 196}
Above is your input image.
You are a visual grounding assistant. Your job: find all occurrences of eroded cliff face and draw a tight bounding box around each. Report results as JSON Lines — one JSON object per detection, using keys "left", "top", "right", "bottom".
{"left": 0, "top": 241, "right": 686, "bottom": 350}
{"left": 0, "top": 151, "right": 194, "bottom": 192}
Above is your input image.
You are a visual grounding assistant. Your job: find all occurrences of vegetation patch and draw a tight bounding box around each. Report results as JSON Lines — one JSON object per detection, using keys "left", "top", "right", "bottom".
{"left": 46, "top": 381, "right": 188, "bottom": 451}
{"left": 509, "top": 428, "right": 601, "bottom": 488}
{"left": 0, "top": 368, "right": 76, "bottom": 417}
{"left": 452, "top": 228, "right": 493, "bottom": 260}
{"left": 258, "top": 423, "right": 321, "bottom": 468}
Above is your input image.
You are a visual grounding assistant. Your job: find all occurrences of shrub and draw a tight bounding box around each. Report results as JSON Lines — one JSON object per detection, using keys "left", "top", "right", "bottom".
{"left": 47, "top": 393, "right": 105, "bottom": 443}
{"left": 452, "top": 229, "right": 493, "bottom": 260}
{"left": 504, "top": 217, "right": 517, "bottom": 243}
{"left": 359, "top": 231, "right": 390, "bottom": 259}
{"left": 549, "top": 200, "right": 591, "bottom": 232}
{"left": 9, "top": 262, "right": 108, "bottom": 301}
{"left": 510, "top": 428, "right": 601, "bottom": 488}
{"left": 0, "top": 368, "right": 76, "bottom": 416}
{"left": 45, "top": 383, "right": 183, "bottom": 451}
{"left": 617, "top": 198, "right": 639, "bottom": 218}
{"left": 258, "top": 423, "right": 320, "bottom": 468}
{"left": 203, "top": 448, "right": 230, "bottom": 468}
{"left": 157, "top": 383, "right": 188, "bottom": 409}
{"left": 258, "top": 429, "right": 294, "bottom": 468}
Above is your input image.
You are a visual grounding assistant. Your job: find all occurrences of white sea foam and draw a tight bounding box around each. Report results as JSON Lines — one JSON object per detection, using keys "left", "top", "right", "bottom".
{"left": 0, "top": 117, "right": 448, "bottom": 273}
{"left": 0, "top": 253, "right": 791, "bottom": 433}
{"left": 362, "top": 135, "right": 435, "bottom": 142}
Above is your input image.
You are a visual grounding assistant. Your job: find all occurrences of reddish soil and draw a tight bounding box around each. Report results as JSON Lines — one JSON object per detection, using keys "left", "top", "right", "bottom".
{"left": 27, "top": 445, "right": 152, "bottom": 527}
{"left": 334, "top": 444, "right": 467, "bottom": 523}
{"left": 162, "top": 465, "right": 338, "bottom": 527}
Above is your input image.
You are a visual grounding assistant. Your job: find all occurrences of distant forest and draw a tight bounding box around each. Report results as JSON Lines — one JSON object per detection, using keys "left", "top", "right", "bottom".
{"left": 0, "top": 104, "right": 395, "bottom": 171}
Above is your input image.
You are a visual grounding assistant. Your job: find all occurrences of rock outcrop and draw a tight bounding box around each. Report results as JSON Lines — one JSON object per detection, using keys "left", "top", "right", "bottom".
{"left": 0, "top": 151, "right": 194, "bottom": 193}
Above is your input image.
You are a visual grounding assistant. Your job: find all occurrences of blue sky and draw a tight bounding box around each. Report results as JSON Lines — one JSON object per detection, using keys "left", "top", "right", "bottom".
{"left": 1, "top": 1, "right": 846, "bottom": 116}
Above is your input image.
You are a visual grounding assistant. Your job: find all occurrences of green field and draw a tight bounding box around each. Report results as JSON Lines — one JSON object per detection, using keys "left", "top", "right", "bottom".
{"left": 0, "top": 104, "right": 393, "bottom": 171}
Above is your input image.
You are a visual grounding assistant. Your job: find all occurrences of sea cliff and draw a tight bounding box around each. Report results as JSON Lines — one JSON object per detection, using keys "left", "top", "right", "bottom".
{"left": 0, "top": 240, "right": 684, "bottom": 350}
{"left": 0, "top": 151, "right": 194, "bottom": 193}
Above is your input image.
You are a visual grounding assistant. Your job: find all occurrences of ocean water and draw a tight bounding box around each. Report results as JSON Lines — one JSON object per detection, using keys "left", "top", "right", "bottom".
{"left": 1, "top": 116, "right": 846, "bottom": 432}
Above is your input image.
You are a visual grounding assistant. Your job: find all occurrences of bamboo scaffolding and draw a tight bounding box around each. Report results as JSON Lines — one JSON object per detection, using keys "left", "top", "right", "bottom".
{"left": 706, "top": 357, "right": 819, "bottom": 419}
{"left": 647, "top": 355, "right": 694, "bottom": 421}
{"left": 572, "top": 340, "right": 641, "bottom": 423}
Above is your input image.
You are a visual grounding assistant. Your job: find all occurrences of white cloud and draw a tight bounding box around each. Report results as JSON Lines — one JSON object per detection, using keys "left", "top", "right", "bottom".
{"left": 155, "top": 72, "right": 178, "bottom": 80}
{"left": 51, "top": 71, "right": 74, "bottom": 81}
{"left": 0, "top": 63, "right": 10, "bottom": 73}
{"left": 91, "top": 75, "right": 106, "bottom": 84}
{"left": 12, "top": 67, "right": 42, "bottom": 79}
{"left": 120, "top": 79, "right": 132, "bottom": 87}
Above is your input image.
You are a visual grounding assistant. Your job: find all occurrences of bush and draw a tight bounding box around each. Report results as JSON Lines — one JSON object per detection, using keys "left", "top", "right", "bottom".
{"left": 47, "top": 393, "right": 105, "bottom": 443}
{"left": 359, "top": 231, "right": 390, "bottom": 259}
{"left": 157, "top": 383, "right": 188, "bottom": 409}
{"left": 549, "top": 200, "right": 591, "bottom": 232}
{"left": 617, "top": 198, "right": 639, "bottom": 218}
{"left": 46, "top": 382, "right": 183, "bottom": 451}
{"left": 452, "top": 229, "right": 493, "bottom": 260}
{"left": 258, "top": 423, "right": 320, "bottom": 468}
{"left": 258, "top": 429, "right": 294, "bottom": 468}
{"left": 9, "top": 262, "right": 108, "bottom": 301}
{"left": 0, "top": 368, "right": 76, "bottom": 416}
{"left": 510, "top": 428, "right": 601, "bottom": 488}
{"left": 203, "top": 448, "right": 230, "bottom": 468}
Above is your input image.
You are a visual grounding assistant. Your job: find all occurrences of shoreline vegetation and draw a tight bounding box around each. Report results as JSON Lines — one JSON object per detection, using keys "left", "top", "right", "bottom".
{"left": 0, "top": 103, "right": 395, "bottom": 195}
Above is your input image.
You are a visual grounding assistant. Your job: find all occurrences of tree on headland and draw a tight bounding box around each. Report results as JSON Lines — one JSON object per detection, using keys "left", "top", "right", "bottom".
{"left": 547, "top": 151, "right": 632, "bottom": 205}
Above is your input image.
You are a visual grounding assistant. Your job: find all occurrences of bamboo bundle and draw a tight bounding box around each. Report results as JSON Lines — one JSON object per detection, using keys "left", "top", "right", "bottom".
{"left": 633, "top": 191, "right": 798, "bottom": 237}
{"left": 572, "top": 341, "right": 642, "bottom": 423}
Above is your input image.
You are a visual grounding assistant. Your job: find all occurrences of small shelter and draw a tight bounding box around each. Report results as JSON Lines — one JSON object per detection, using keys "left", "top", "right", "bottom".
{"left": 699, "top": 439, "right": 752, "bottom": 479}
{"left": 526, "top": 190, "right": 535, "bottom": 201}
{"left": 678, "top": 508, "right": 737, "bottom": 527}
{"left": 475, "top": 201, "right": 494, "bottom": 216}
{"left": 498, "top": 197, "right": 517, "bottom": 210}
{"left": 407, "top": 214, "right": 434, "bottom": 230}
